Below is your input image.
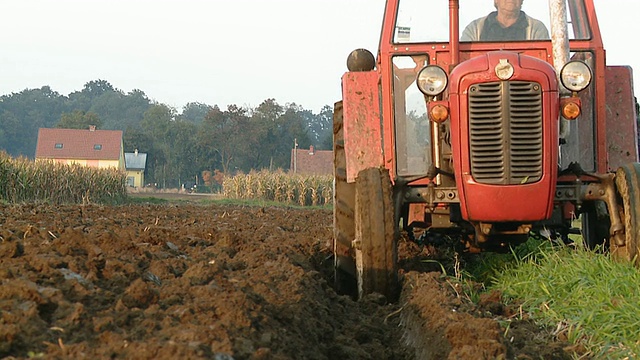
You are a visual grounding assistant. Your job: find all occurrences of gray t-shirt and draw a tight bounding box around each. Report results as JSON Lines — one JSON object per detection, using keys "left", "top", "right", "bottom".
{"left": 461, "top": 12, "right": 550, "bottom": 41}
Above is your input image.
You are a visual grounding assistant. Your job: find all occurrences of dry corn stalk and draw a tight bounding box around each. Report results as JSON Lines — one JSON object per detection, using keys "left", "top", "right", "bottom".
{"left": 0, "top": 152, "right": 127, "bottom": 205}
{"left": 219, "top": 169, "right": 331, "bottom": 206}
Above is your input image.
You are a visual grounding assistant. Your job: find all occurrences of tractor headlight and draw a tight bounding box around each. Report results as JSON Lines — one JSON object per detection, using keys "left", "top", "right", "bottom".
{"left": 560, "top": 61, "right": 592, "bottom": 92}
{"left": 417, "top": 65, "right": 448, "bottom": 97}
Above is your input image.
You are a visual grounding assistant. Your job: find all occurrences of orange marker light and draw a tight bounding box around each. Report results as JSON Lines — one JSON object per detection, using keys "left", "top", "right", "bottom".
{"left": 429, "top": 104, "right": 449, "bottom": 123}
{"left": 561, "top": 100, "right": 581, "bottom": 120}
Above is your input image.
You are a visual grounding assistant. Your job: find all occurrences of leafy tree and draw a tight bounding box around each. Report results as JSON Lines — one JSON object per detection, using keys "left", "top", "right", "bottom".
{"left": 57, "top": 110, "right": 102, "bottom": 129}
{"left": 123, "top": 126, "right": 159, "bottom": 186}
{"left": 88, "top": 91, "right": 124, "bottom": 129}
{"left": 0, "top": 86, "right": 69, "bottom": 157}
{"left": 169, "top": 120, "right": 199, "bottom": 187}
{"left": 244, "top": 99, "right": 284, "bottom": 170}
{"left": 0, "top": 75, "right": 337, "bottom": 185}
{"left": 316, "top": 105, "right": 334, "bottom": 150}
{"left": 123, "top": 126, "right": 154, "bottom": 156}
{"left": 67, "top": 80, "right": 115, "bottom": 112}
{"left": 276, "top": 103, "right": 312, "bottom": 166}
{"left": 119, "top": 89, "right": 152, "bottom": 130}
{"left": 245, "top": 100, "right": 313, "bottom": 171}
{"left": 139, "top": 104, "right": 177, "bottom": 187}
{"left": 81, "top": 79, "right": 115, "bottom": 99}
{"left": 141, "top": 104, "right": 174, "bottom": 139}
{"left": 180, "top": 102, "right": 212, "bottom": 124}
{"left": 0, "top": 110, "right": 22, "bottom": 155}
{"left": 197, "top": 105, "right": 251, "bottom": 174}
{"left": 70, "top": 83, "right": 151, "bottom": 131}
{"left": 196, "top": 105, "right": 224, "bottom": 173}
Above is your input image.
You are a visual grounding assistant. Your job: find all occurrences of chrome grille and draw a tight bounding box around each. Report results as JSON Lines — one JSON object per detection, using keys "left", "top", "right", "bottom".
{"left": 468, "top": 81, "right": 543, "bottom": 185}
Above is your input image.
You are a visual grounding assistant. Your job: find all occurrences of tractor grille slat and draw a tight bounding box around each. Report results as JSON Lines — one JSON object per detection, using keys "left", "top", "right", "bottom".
{"left": 468, "top": 81, "right": 543, "bottom": 185}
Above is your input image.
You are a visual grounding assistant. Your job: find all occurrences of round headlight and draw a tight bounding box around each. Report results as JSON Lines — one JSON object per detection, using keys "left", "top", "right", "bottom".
{"left": 417, "top": 65, "right": 448, "bottom": 96}
{"left": 560, "top": 61, "right": 592, "bottom": 92}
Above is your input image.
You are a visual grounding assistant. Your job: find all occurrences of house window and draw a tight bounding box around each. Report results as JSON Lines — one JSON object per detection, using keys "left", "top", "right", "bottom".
{"left": 94, "top": 144, "right": 102, "bottom": 150}
{"left": 55, "top": 143, "right": 63, "bottom": 149}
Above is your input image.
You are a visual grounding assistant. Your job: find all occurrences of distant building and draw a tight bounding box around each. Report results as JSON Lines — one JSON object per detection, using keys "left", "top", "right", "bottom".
{"left": 290, "top": 145, "right": 333, "bottom": 175}
{"left": 124, "top": 150, "right": 147, "bottom": 187}
{"left": 35, "top": 126, "right": 125, "bottom": 170}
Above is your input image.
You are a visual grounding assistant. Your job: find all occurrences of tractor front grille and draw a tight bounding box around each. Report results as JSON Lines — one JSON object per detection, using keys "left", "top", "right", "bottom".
{"left": 468, "top": 81, "right": 543, "bottom": 185}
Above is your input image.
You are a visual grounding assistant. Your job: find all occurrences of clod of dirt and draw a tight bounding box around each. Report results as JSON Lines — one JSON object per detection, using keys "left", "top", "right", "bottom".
{"left": 120, "top": 278, "right": 160, "bottom": 309}
{"left": 400, "top": 272, "right": 507, "bottom": 359}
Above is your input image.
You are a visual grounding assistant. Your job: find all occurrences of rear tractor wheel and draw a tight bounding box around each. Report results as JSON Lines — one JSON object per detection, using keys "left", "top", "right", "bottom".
{"left": 332, "top": 101, "right": 398, "bottom": 301}
{"left": 332, "top": 101, "right": 357, "bottom": 296}
{"left": 611, "top": 163, "right": 640, "bottom": 263}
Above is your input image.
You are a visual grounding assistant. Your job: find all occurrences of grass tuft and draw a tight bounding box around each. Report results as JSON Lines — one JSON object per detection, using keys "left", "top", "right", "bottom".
{"left": 490, "top": 239, "right": 640, "bottom": 358}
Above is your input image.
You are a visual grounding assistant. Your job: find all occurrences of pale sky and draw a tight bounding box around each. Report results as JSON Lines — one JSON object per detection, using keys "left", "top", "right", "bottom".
{"left": 1, "top": 0, "right": 638, "bottom": 114}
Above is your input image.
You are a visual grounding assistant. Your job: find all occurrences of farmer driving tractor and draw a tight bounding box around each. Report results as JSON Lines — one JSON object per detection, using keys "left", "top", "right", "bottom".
{"left": 461, "top": 0, "right": 549, "bottom": 41}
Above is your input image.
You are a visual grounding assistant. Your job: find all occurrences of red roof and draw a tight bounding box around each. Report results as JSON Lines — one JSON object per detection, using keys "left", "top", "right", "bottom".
{"left": 35, "top": 128, "right": 123, "bottom": 160}
{"left": 290, "top": 146, "right": 333, "bottom": 175}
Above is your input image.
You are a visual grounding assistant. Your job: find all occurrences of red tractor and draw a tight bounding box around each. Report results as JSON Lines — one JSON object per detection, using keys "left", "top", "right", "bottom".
{"left": 333, "top": 0, "right": 639, "bottom": 300}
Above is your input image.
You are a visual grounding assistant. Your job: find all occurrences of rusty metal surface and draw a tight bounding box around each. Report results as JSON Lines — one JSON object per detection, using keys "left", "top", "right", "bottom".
{"left": 611, "top": 163, "right": 640, "bottom": 262}
{"left": 605, "top": 66, "right": 639, "bottom": 171}
{"left": 408, "top": 203, "right": 427, "bottom": 227}
{"left": 582, "top": 173, "right": 625, "bottom": 246}
{"left": 549, "top": 0, "right": 571, "bottom": 138}
{"left": 341, "top": 71, "right": 384, "bottom": 183}
{"left": 550, "top": 0, "right": 570, "bottom": 91}
{"left": 332, "top": 101, "right": 356, "bottom": 277}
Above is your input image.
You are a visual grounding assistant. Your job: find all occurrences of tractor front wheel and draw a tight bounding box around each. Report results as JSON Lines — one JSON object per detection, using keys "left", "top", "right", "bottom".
{"left": 354, "top": 167, "right": 398, "bottom": 301}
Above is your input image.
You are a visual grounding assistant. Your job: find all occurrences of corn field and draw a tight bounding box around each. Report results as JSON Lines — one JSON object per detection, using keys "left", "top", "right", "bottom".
{"left": 0, "top": 152, "right": 128, "bottom": 205}
{"left": 222, "top": 170, "right": 333, "bottom": 206}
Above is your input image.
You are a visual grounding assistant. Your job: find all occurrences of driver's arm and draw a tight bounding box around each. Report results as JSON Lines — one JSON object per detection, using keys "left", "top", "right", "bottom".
{"left": 461, "top": 18, "right": 483, "bottom": 41}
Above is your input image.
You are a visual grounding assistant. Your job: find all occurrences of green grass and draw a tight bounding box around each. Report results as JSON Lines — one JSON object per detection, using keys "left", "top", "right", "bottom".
{"left": 126, "top": 196, "right": 170, "bottom": 205}
{"left": 464, "top": 237, "right": 554, "bottom": 285}
{"left": 482, "top": 239, "right": 640, "bottom": 359}
{"left": 125, "top": 194, "right": 332, "bottom": 210}
{"left": 198, "top": 197, "right": 332, "bottom": 210}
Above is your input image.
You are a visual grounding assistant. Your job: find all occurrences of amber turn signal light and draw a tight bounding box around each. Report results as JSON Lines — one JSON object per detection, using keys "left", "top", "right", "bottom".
{"left": 560, "top": 98, "right": 582, "bottom": 120}
{"left": 429, "top": 104, "right": 449, "bottom": 123}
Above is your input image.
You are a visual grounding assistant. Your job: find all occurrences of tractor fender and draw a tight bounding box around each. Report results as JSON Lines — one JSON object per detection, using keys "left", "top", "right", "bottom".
{"left": 341, "top": 71, "right": 385, "bottom": 183}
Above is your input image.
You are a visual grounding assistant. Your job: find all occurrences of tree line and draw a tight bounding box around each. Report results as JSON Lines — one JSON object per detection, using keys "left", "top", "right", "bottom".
{"left": 0, "top": 80, "right": 334, "bottom": 188}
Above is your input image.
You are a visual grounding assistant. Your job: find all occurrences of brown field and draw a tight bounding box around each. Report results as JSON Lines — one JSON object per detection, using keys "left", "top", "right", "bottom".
{"left": 0, "top": 202, "right": 572, "bottom": 359}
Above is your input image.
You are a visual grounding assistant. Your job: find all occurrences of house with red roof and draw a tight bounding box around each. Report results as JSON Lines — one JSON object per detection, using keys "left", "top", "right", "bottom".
{"left": 290, "top": 145, "right": 333, "bottom": 175}
{"left": 35, "top": 126, "right": 125, "bottom": 171}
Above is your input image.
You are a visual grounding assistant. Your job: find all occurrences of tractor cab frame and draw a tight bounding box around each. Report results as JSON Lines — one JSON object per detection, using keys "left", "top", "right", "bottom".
{"left": 333, "top": 0, "right": 639, "bottom": 300}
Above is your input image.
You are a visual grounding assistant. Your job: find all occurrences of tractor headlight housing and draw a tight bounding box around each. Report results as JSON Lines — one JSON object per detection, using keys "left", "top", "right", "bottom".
{"left": 417, "top": 65, "right": 448, "bottom": 97}
{"left": 560, "top": 61, "right": 592, "bottom": 92}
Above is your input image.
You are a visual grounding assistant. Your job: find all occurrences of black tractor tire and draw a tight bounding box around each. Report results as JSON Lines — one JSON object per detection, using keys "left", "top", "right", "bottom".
{"left": 580, "top": 201, "right": 610, "bottom": 250}
{"left": 354, "top": 167, "right": 398, "bottom": 301}
{"left": 332, "top": 101, "right": 358, "bottom": 296}
{"left": 611, "top": 163, "right": 640, "bottom": 263}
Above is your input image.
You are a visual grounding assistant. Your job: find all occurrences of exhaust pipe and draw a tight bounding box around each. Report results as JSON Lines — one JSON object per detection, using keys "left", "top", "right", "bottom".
{"left": 549, "top": 0, "right": 571, "bottom": 137}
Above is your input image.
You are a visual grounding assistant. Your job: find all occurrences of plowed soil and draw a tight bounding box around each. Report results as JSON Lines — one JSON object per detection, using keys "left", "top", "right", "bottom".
{"left": 0, "top": 201, "right": 574, "bottom": 359}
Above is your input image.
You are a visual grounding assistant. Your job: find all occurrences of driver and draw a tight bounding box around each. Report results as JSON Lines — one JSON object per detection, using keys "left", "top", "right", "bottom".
{"left": 461, "top": 0, "right": 549, "bottom": 41}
